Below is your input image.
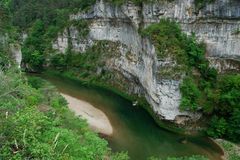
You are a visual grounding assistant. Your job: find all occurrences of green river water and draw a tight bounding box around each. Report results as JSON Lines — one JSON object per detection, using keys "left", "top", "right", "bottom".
{"left": 39, "top": 74, "right": 223, "bottom": 160}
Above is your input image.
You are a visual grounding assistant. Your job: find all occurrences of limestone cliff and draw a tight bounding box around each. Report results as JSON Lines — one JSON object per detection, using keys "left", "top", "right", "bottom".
{"left": 53, "top": 0, "right": 240, "bottom": 122}
{"left": 0, "top": 33, "right": 22, "bottom": 68}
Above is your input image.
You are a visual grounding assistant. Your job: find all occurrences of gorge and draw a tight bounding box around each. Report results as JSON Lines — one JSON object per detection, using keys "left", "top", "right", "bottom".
{"left": 52, "top": 0, "right": 240, "bottom": 122}
{"left": 39, "top": 73, "right": 223, "bottom": 160}
{"left": 1, "top": 0, "right": 240, "bottom": 159}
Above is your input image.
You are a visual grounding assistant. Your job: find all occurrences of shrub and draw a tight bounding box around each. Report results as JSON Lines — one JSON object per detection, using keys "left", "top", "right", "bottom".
{"left": 180, "top": 77, "right": 201, "bottom": 111}
{"left": 194, "top": 0, "right": 216, "bottom": 10}
{"left": 207, "top": 116, "right": 228, "bottom": 138}
{"left": 50, "top": 54, "right": 68, "bottom": 71}
{"left": 27, "top": 76, "right": 45, "bottom": 89}
{"left": 143, "top": 19, "right": 240, "bottom": 141}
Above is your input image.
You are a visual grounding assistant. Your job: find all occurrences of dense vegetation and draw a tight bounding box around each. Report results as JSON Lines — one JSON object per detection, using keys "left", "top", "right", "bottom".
{"left": 0, "top": 0, "right": 239, "bottom": 159}
{"left": 2, "top": 0, "right": 239, "bottom": 142}
{"left": 142, "top": 19, "right": 240, "bottom": 142}
{"left": 1, "top": 0, "right": 215, "bottom": 72}
{"left": 148, "top": 155, "right": 208, "bottom": 160}
{"left": 216, "top": 140, "right": 240, "bottom": 160}
{"left": 194, "top": 0, "right": 216, "bottom": 10}
{"left": 0, "top": 4, "right": 127, "bottom": 155}
{"left": 0, "top": 66, "right": 130, "bottom": 159}
{"left": 3, "top": 0, "right": 95, "bottom": 29}
{"left": 50, "top": 41, "right": 121, "bottom": 84}
{"left": 0, "top": 35, "right": 209, "bottom": 160}
{"left": 0, "top": 0, "right": 94, "bottom": 72}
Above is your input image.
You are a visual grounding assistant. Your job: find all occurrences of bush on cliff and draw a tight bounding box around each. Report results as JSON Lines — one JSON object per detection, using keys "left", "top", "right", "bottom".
{"left": 142, "top": 19, "right": 240, "bottom": 142}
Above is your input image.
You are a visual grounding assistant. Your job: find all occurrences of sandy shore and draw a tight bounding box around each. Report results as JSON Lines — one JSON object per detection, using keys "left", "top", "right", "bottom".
{"left": 61, "top": 93, "right": 113, "bottom": 136}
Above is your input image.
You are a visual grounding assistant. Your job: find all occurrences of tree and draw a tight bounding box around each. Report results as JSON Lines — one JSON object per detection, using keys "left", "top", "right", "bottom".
{"left": 180, "top": 77, "right": 201, "bottom": 111}
{"left": 227, "top": 109, "right": 240, "bottom": 141}
{"left": 22, "top": 20, "right": 45, "bottom": 72}
{"left": 207, "top": 116, "right": 227, "bottom": 138}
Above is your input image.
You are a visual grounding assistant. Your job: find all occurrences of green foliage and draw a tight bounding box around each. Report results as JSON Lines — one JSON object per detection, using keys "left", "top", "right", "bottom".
{"left": 22, "top": 20, "right": 45, "bottom": 72}
{"left": 228, "top": 109, "right": 240, "bottom": 141}
{"left": 49, "top": 54, "right": 68, "bottom": 71}
{"left": 4, "top": 0, "right": 93, "bottom": 72}
{"left": 141, "top": 19, "right": 215, "bottom": 80}
{"left": 142, "top": 19, "right": 240, "bottom": 141}
{"left": 194, "top": 0, "right": 216, "bottom": 10}
{"left": 183, "top": 39, "right": 239, "bottom": 141}
{"left": 44, "top": 25, "right": 61, "bottom": 40}
{"left": 49, "top": 41, "right": 119, "bottom": 84}
{"left": 0, "top": 2, "right": 18, "bottom": 45}
{"left": 141, "top": 19, "right": 187, "bottom": 64}
{"left": 0, "top": 68, "right": 129, "bottom": 160}
{"left": 217, "top": 74, "right": 240, "bottom": 113}
{"left": 27, "top": 76, "right": 45, "bottom": 89}
{"left": 1, "top": 105, "right": 109, "bottom": 159}
{"left": 6, "top": 0, "right": 96, "bottom": 29}
{"left": 217, "top": 140, "right": 240, "bottom": 160}
{"left": 71, "top": 20, "right": 90, "bottom": 38}
{"left": 148, "top": 155, "right": 208, "bottom": 160}
{"left": 142, "top": 19, "right": 187, "bottom": 78}
{"left": 0, "top": 50, "right": 11, "bottom": 70}
{"left": 204, "top": 74, "right": 240, "bottom": 140}
{"left": 141, "top": 19, "right": 217, "bottom": 109}
{"left": 141, "top": 19, "right": 207, "bottom": 71}
{"left": 24, "top": 50, "right": 45, "bottom": 72}
{"left": 1, "top": 106, "right": 55, "bottom": 159}
{"left": 110, "top": 152, "right": 130, "bottom": 160}
{"left": 232, "top": 28, "right": 240, "bottom": 35}
{"left": 0, "top": 3, "right": 9, "bottom": 32}
{"left": 207, "top": 116, "right": 228, "bottom": 138}
{"left": 180, "top": 77, "right": 201, "bottom": 111}
{"left": 183, "top": 41, "right": 239, "bottom": 141}
{"left": 0, "top": 68, "right": 42, "bottom": 115}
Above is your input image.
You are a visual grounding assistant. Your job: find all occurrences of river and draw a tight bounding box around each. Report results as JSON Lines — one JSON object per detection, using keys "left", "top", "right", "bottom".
{"left": 39, "top": 73, "right": 223, "bottom": 160}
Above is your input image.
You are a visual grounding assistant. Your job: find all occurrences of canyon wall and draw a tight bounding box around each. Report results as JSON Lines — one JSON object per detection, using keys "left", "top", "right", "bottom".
{"left": 9, "top": 44, "right": 22, "bottom": 68}
{"left": 53, "top": 0, "right": 240, "bottom": 122}
{"left": 0, "top": 33, "right": 22, "bottom": 68}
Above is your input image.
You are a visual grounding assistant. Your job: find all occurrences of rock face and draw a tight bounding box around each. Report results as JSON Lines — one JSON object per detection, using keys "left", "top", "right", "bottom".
{"left": 53, "top": 0, "right": 240, "bottom": 121}
{"left": 141, "top": 0, "right": 240, "bottom": 72}
{"left": 10, "top": 44, "right": 22, "bottom": 68}
{"left": 0, "top": 33, "right": 22, "bottom": 68}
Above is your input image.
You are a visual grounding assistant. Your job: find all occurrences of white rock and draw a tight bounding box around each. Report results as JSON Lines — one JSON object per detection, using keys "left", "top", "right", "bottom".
{"left": 52, "top": 0, "right": 240, "bottom": 121}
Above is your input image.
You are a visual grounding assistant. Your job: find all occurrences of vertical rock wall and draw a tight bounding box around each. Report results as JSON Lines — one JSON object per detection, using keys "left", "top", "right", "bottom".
{"left": 52, "top": 0, "right": 240, "bottom": 121}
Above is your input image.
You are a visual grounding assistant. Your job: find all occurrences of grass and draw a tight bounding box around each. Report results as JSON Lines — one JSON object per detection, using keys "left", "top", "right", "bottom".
{"left": 215, "top": 139, "right": 240, "bottom": 160}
